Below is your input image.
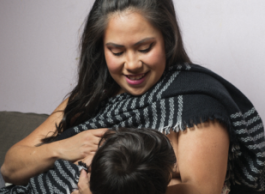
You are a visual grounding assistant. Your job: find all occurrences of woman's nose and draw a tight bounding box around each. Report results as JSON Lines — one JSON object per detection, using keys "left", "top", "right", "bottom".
{"left": 124, "top": 52, "right": 143, "bottom": 72}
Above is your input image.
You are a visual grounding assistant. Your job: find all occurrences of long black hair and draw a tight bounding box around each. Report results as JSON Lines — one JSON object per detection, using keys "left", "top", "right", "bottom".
{"left": 42, "top": 0, "right": 190, "bottom": 142}
{"left": 90, "top": 128, "right": 176, "bottom": 194}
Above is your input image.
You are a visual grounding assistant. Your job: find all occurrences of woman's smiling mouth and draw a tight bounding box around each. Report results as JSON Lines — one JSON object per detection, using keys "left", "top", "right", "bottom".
{"left": 125, "top": 72, "right": 149, "bottom": 85}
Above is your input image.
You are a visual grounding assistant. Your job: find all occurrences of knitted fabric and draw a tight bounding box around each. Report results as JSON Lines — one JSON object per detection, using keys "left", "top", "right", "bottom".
{"left": 1, "top": 63, "right": 264, "bottom": 193}
{"left": 0, "top": 160, "right": 85, "bottom": 194}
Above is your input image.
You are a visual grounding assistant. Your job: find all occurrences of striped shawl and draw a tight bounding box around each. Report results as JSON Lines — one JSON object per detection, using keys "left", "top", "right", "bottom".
{"left": 1, "top": 63, "right": 264, "bottom": 193}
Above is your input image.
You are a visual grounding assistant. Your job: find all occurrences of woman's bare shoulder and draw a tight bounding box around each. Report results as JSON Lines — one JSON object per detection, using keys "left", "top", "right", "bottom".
{"left": 167, "top": 120, "right": 229, "bottom": 194}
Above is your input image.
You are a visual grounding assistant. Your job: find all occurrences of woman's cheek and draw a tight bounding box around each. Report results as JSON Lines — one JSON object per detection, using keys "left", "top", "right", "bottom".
{"left": 144, "top": 47, "right": 166, "bottom": 68}
{"left": 105, "top": 51, "right": 122, "bottom": 73}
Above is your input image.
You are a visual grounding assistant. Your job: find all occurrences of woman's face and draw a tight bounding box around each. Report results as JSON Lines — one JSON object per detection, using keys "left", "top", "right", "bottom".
{"left": 104, "top": 10, "right": 166, "bottom": 96}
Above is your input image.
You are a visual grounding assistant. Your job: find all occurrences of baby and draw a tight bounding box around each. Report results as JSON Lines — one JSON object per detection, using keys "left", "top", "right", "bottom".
{"left": 0, "top": 128, "right": 176, "bottom": 194}
{"left": 89, "top": 127, "right": 176, "bottom": 194}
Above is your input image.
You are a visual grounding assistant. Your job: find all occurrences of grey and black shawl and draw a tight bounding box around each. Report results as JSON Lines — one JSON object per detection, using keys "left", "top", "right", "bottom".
{"left": 1, "top": 63, "right": 264, "bottom": 193}
{"left": 0, "top": 160, "right": 86, "bottom": 194}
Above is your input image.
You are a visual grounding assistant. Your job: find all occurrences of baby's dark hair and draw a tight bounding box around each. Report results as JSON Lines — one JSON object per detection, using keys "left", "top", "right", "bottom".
{"left": 89, "top": 128, "right": 176, "bottom": 194}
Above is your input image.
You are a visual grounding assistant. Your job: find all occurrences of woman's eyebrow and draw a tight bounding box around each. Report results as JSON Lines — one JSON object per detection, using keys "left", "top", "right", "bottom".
{"left": 105, "top": 43, "right": 124, "bottom": 48}
{"left": 106, "top": 37, "right": 155, "bottom": 48}
{"left": 134, "top": 37, "right": 155, "bottom": 46}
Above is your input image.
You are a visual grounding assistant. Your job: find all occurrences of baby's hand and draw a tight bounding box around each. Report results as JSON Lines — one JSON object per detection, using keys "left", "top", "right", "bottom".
{"left": 71, "top": 170, "right": 92, "bottom": 194}
{"left": 168, "top": 178, "right": 182, "bottom": 186}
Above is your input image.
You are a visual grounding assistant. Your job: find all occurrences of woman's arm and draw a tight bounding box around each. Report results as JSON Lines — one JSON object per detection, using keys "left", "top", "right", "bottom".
{"left": 167, "top": 120, "right": 229, "bottom": 194}
{"left": 0, "top": 99, "right": 67, "bottom": 184}
{"left": 0, "top": 99, "right": 107, "bottom": 185}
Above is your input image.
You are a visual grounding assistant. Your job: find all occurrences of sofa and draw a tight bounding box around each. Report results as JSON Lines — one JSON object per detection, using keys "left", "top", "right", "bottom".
{"left": 0, "top": 111, "right": 49, "bottom": 166}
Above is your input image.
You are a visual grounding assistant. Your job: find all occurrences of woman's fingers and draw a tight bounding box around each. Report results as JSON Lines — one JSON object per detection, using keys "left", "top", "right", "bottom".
{"left": 82, "top": 153, "right": 95, "bottom": 167}
{"left": 90, "top": 128, "right": 109, "bottom": 137}
{"left": 90, "top": 136, "right": 102, "bottom": 145}
{"left": 84, "top": 129, "right": 108, "bottom": 145}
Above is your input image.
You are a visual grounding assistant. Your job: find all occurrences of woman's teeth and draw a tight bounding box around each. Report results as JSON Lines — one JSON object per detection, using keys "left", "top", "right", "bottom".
{"left": 127, "top": 74, "right": 145, "bottom": 80}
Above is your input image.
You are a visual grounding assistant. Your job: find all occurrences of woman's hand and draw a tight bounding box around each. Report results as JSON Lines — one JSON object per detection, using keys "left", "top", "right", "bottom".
{"left": 71, "top": 170, "right": 92, "bottom": 194}
{"left": 55, "top": 128, "right": 108, "bottom": 162}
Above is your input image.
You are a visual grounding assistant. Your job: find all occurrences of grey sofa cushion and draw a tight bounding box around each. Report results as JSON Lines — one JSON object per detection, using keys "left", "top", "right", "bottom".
{"left": 0, "top": 111, "right": 49, "bottom": 166}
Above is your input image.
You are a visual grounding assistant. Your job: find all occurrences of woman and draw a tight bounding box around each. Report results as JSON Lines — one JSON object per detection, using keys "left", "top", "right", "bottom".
{"left": 1, "top": 0, "right": 264, "bottom": 193}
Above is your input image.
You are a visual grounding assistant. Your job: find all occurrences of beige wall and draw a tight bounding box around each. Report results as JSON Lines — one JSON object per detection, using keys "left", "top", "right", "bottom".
{"left": 174, "top": 0, "right": 265, "bottom": 122}
{"left": 0, "top": 0, "right": 264, "bottom": 123}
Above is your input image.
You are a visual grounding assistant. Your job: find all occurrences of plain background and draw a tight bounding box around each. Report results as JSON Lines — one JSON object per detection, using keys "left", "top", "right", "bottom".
{"left": 0, "top": 0, "right": 264, "bottom": 123}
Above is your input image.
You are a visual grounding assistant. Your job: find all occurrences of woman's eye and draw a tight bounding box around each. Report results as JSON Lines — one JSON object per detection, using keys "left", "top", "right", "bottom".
{"left": 113, "top": 52, "right": 123, "bottom": 56}
{"left": 139, "top": 43, "right": 154, "bottom": 53}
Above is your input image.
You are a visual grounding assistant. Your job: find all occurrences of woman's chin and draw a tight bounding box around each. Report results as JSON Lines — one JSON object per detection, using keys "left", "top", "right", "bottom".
{"left": 125, "top": 87, "right": 149, "bottom": 96}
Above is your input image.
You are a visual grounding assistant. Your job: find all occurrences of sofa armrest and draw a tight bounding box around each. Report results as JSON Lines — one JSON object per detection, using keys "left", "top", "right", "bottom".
{"left": 0, "top": 111, "right": 49, "bottom": 166}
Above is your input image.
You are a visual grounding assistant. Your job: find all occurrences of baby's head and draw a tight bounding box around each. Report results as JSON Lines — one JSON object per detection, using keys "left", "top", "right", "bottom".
{"left": 89, "top": 128, "right": 176, "bottom": 194}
